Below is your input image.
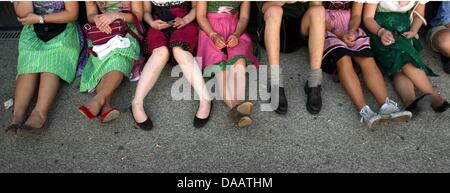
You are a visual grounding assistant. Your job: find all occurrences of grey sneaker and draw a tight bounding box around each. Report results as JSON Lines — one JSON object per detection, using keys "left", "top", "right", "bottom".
{"left": 379, "top": 98, "right": 412, "bottom": 122}
{"left": 360, "top": 105, "right": 382, "bottom": 128}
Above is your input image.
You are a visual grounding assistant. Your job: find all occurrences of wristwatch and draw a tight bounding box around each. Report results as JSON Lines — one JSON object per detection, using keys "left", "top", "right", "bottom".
{"left": 39, "top": 15, "right": 45, "bottom": 24}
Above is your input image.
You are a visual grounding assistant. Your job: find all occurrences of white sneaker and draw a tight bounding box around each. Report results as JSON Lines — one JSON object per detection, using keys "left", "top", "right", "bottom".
{"left": 360, "top": 105, "right": 382, "bottom": 128}
{"left": 379, "top": 98, "right": 412, "bottom": 122}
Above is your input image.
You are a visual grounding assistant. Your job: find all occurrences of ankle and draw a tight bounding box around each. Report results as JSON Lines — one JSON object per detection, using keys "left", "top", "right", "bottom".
{"left": 93, "top": 94, "right": 106, "bottom": 106}
{"left": 131, "top": 99, "right": 144, "bottom": 107}
{"left": 31, "top": 108, "right": 47, "bottom": 119}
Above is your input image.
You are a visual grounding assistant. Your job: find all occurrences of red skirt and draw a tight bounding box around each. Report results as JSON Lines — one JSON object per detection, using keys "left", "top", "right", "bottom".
{"left": 146, "top": 8, "right": 197, "bottom": 54}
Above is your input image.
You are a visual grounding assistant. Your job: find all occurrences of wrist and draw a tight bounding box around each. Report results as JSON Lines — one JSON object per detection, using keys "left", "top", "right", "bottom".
{"left": 376, "top": 27, "right": 385, "bottom": 37}
{"left": 209, "top": 32, "right": 218, "bottom": 38}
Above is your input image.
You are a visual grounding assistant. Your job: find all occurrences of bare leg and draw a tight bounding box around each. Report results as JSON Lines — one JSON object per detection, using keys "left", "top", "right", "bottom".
{"left": 400, "top": 64, "right": 444, "bottom": 108}
{"left": 336, "top": 56, "right": 366, "bottom": 110}
{"left": 228, "top": 58, "right": 247, "bottom": 107}
{"left": 10, "top": 73, "right": 39, "bottom": 126}
{"left": 24, "top": 73, "right": 60, "bottom": 128}
{"left": 433, "top": 28, "right": 450, "bottom": 57}
{"left": 215, "top": 70, "right": 234, "bottom": 109}
{"left": 301, "top": 5, "right": 325, "bottom": 70}
{"left": 354, "top": 57, "right": 389, "bottom": 106}
{"left": 172, "top": 47, "right": 211, "bottom": 118}
{"left": 392, "top": 72, "right": 416, "bottom": 105}
{"left": 131, "top": 47, "right": 170, "bottom": 122}
{"left": 84, "top": 71, "right": 124, "bottom": 117}
{"left": 262, "top": 4, "right": 283, "bottom": 66}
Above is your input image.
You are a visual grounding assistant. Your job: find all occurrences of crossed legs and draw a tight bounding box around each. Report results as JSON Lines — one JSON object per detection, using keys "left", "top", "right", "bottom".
{"left": 392, "top": 64, "right": 444, "bottom": 108}
{"left": 215, "top": 59, "right": 247, "bottom": 109}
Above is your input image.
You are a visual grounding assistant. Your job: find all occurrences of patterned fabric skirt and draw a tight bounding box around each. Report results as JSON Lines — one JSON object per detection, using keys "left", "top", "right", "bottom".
{"left": 147, "top": 8, "right": 197, "bottom": 54}
{"left": 17, "top": 22, "right": 80, "bottom": 83}
{"left": 197, "top": 13, "right": 260, "bottom": 72}
{"left": 80, "top": 24, "right": 140, "bottom": 92}
{"left": 322, "top": 10, "right": 372, "bottom": 74}
{"left": 369, "top": 12, "right": 436, "bottom": 77}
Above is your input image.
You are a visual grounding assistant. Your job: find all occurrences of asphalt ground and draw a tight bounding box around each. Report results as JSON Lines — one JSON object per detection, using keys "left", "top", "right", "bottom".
{"left": 0, "top": 38, "right": 449, "bottom": 172}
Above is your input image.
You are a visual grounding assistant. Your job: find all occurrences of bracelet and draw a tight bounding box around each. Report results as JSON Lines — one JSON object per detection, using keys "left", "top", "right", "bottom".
{"left": 376, "top": 27, "right": 384, "bottom": 37}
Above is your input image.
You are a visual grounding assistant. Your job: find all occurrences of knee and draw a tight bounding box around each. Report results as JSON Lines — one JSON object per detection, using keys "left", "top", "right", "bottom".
{"left": 234, "top": 58, "right": 247, "bottom": 68}
{"left": 436, "top": 32, "right": 450, "bottom": 55}
{"left": 172, "top": 46, "right": 186, "bottom": 56}
{"left": 307, "top": 5, "right": 325, "bottom": 20}
{"left": 264, "top": 6, "right": 283, "bottom": 23}
{"left": 336, "top": 56, "right": 353, "bottom": 67}
{"left": 154, "top": 46, "right": 170, "bottom": 57}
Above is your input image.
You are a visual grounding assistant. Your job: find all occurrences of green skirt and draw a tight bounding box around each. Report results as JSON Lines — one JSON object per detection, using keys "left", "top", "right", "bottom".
{"left": 369, "top": 12, "right": 437, "bottom": 77}
{"left": 79, "top": 24, "right": 140, "bottom": 92}
{"left": 17, "top": 22, "right": 81, "bottom": 83}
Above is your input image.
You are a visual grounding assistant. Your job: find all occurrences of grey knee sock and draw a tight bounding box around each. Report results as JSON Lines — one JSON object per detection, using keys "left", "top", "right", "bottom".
{"left": 308, "top": 68, "right": 323, "bottom": 87}
{"left": 270, "top": 65, "right": 284, "bottom": 88}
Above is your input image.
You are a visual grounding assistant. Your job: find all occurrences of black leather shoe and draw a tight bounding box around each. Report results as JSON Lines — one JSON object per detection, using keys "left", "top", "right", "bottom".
{"left": 270, "top": 86, "right": 288, "bottom": 114}
{"left": 405, "top": 93, "right": 431, "bottom": 112}
{"left": 129, "top": 106, "right": 153, "bottom": 131}
{"left": 193, "top": 101, "right": 213, "bottom": 128}
{"left": 433, "top": 100, "right": 449, "bottom": 113}
{"left": 304, "top": 81, "right": 322, "bottom": 114}
{"left": 275, "top": 87, "right": 288, "bottom": 114}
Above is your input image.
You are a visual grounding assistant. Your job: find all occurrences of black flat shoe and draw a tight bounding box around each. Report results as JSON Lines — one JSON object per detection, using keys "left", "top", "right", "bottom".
{"left": 193, "top": 101, "right": 213, "bottom": 128}
{"left": 270, "top": 86, "right": 288, "bottom": 114}
{"left": 405, "top": 93, "right": 431, "bottom": 112}
{"left": 129, "top": 106, "right": 153, "bottom": 131}
{"left": 433, "top": 100, "right": 450, "bottom": 113}
{"left": 304, "top": 81, "right": 322, "bottom": 114}
{"left": 441, "top": 55, "right": 450, "bottom": 74}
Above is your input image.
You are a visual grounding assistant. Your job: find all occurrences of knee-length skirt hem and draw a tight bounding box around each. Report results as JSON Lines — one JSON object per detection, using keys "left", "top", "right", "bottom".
{"left": 17, "top": 22, "right": 80, "bottom": 83}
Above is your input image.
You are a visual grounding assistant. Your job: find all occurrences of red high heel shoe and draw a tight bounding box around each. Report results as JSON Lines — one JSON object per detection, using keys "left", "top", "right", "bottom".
{"left": 78, "top": 105, "right": 98, "bottom": 119}
{"left": 99, "top": 107, "right": 120, "bottom": 123}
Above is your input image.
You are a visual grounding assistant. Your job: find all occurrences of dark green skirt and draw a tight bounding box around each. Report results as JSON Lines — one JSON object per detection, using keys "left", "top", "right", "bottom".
{"left": 369, "top": 12, "right": 436, "bottom": 77}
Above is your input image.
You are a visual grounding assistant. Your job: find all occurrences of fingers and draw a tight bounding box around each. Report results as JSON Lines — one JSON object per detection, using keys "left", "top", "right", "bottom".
{"left": 99, "top": 26, "right": 112, "bottom": 34}
{"left": 385, "top": 31, "right": 394, "bottom": 41}
{"left": 215, "top": 38, "right": 226, "bottom": 49}
{"left": 402, "top": 32, "right": 415, "bottom": 39}
{"left": 227, "top": 36, "right": 238, "bottom": 48}
{"left": 173, "top": 17, "right": 183, "bottom": 28}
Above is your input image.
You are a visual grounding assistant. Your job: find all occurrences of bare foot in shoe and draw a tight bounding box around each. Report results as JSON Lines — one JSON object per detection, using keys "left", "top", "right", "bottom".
{"left": 131, "top": 100, "right": 148, "bottom": 123}
{"left": 23, "top": 110, "right": 47, "bottom": 129}
{"left": 83, "top": 95, "right": 105, "bottom": 117}
{"left": 196, "top": 100, "right": 211, "bottom": 119}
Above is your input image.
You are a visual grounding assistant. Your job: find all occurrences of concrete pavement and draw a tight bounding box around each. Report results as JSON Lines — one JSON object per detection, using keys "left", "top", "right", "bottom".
{"left": 0, "top": 39, "right": 449, "bottom": 173}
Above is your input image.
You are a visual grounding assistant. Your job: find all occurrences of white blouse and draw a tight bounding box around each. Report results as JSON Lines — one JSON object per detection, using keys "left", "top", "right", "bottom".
{"left": 366, "top": 0, "right": 428, "bottom": 13}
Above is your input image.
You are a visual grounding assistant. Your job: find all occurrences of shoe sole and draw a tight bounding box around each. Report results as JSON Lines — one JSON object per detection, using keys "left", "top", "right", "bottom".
{"left": 367, "top": 115, "right": 382, "bottom": 129}
{"left": 380, "top": 111, "right": 412, "bottom": 124}
{"left": 306, "top": 104, "right": 320, "bottom": 115}
{"left": 274, "top": 108, "right": 287, "bottom": 115}
{"left": 101, "top": 110, "right": 120, "bottom": 123}
{"left": 237, "top": 101, "right": 253, "bottom": 115}
{"left": 238, "top": 116, "right": 253, "bottom": 128}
